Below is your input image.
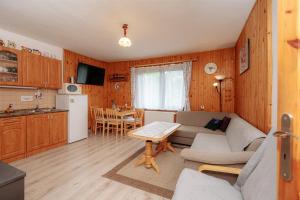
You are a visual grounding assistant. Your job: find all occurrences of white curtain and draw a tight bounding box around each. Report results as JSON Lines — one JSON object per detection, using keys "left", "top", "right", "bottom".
{"left": 130, "top": 67, "right": 136, "bottom": 107}
{"left": 182, "top": 61, "right": 192, "bottom": 110}
{"left": 131, "top": 61, "right": 192, "bottom": 111}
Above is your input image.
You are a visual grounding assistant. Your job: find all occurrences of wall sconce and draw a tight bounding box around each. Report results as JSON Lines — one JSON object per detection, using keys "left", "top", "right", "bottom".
{"left": 213, "top": 74, "right": 226, "bottom": 112}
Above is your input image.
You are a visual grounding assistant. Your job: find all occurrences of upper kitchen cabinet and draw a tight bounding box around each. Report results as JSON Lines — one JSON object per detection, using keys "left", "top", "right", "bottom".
{"left": 22, "top": 51, "right": 44, "bottom": 87}
{"left": 0, "top": 48, "right": 62, "bottom": 89}
{"left": 22, "top": 51, "right": 62, "bottom": 89}
{"left": 43, "top": 57, "right": 62, "bottom": 89}
{"left": 0, "top": 46, "right": 22, "bottom": 86}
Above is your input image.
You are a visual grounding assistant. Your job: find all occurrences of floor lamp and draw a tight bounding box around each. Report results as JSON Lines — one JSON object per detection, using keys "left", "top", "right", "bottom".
{"left": 213, "top": 75, "right": 225, "bottom": 112}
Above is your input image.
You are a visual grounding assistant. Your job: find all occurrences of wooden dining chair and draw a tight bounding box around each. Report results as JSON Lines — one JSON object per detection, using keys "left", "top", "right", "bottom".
{"left": 106, "top": 109, "right": 123, "bottom": 137}
{"left": 123, "top": 109, "right": 144, "bottom": 133}
{"left": 90, "top": 106, "right": 96, "bottom": 133}
{"left": 94, "top": 108, "right": 107, "bottom": 135}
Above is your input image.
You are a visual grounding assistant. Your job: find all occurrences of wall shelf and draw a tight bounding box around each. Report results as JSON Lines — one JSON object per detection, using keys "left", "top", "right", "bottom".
{"left": 109, "top": 73, "right": 129, "bottom": 82}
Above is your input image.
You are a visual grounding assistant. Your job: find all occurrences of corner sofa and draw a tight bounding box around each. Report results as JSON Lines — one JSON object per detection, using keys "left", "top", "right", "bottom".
{"left": 170, "top": 111, "right": 266, "bottom": 166}
{"left": 169, "top": 111, "right": 266, "bottom": 184}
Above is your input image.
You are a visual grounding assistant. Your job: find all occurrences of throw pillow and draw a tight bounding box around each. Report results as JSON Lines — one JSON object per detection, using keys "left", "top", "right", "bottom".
{"left": 219, "top": 116, "right": 231, "bottom": 132}
{"left": 204, "top": 118, "right": 222, "bottom": 131}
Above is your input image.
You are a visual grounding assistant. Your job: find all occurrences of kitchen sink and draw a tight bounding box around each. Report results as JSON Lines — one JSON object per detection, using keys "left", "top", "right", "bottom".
{"left": 27, "top": 108, "right": 54, "bottom": 113}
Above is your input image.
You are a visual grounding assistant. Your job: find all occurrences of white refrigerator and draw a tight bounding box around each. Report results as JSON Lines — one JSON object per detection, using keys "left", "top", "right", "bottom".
{"left": 56, "top": 94, "right": 88, "bottom": 143}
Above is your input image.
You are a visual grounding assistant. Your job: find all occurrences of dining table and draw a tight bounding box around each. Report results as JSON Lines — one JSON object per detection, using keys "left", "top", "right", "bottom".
{"left": 115, "top": 109, "right": 136, "bottom": 135}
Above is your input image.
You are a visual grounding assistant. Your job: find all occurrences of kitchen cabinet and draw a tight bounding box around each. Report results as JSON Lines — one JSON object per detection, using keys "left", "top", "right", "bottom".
{"left": 0, "top": 112, "right": 67, "bottom": 162}
{"left": 0, "top": 117, "right": 26, "bottom": 162}
{"left": 26, "top": 114, "right": 50, "bottom": 154}
{"left": 0, "top": 46, "right": 22, "bottom": 86}
{"left": 0, "top": 48, "right": 62, "bottom": 89}
{"left": 22, "top": 51, "right": 44, "bottom": 87}
{"left": 50, "top": 112, "right": 67, "bottom": 145}
{"left": 26, "top": 112, "right": 67, "bottom": 156}
{"left": 43, "top": 57, "right": 62, "bottom": 89}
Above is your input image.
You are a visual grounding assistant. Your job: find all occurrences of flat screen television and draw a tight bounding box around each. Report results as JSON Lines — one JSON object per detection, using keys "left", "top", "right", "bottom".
{"left": 76, "top": 63, "right": 105, "bottom": 86}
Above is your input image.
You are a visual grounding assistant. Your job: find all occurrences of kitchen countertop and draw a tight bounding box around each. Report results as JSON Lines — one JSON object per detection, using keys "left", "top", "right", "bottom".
{"left": 0, "top": 108, "right": 68, "bottom": 118}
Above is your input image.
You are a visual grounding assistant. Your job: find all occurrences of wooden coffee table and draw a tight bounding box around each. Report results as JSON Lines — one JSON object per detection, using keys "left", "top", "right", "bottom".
{"left": 128, "top": 121, "right": 181, "bottom": 173}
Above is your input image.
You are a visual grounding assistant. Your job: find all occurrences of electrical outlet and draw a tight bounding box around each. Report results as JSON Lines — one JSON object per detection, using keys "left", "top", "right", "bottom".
{"left": 21, "top": 96, "right": 34, "bottom": 102}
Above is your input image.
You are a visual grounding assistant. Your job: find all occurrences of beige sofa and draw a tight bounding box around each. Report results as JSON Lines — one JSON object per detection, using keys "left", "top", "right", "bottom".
{"left": 170, "top": 111, "right": 227, "bottom": 145}
{"left": 170, "top": 111, "right": 265, "bottom": 166}
{"left": 172, "top": 132, "right": 276, "bottom": 200}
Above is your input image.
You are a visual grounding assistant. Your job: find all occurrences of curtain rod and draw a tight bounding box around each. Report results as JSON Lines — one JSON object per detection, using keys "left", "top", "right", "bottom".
{"left": 133, "top": 59, "right": 198, "bottom": 68}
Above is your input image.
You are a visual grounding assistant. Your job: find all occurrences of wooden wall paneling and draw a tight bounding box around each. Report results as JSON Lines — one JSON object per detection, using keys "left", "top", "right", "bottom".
{"left": 107, "top": 48, "right": 235, "bottom": 113}
{"left": 235, "top": 0, "right": 272, "bottom": 133}
{"left": 63, "top": 50, "right": 109, "bottom": 127}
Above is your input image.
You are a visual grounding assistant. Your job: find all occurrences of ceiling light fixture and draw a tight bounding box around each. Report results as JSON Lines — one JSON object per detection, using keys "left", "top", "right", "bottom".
{"left": 119, "top": 24, "right": 132, "bottom": 47}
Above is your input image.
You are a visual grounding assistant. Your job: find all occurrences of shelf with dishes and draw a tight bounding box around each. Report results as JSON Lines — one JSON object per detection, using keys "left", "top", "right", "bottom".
{"left": 0, "top": 48, "right": 19, "bottom": 84}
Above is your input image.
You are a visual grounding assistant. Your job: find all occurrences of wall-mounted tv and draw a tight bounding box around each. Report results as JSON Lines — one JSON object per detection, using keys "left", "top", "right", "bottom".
{"left": 76, "top": 63, "right": 105, "bottom": 86}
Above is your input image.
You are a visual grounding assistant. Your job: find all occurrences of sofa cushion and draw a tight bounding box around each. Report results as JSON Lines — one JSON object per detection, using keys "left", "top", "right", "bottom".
{"left": 234, "top": 136, "right": 267, "bottom": 189}
{"left": 219, "top": 116, "right": 231, "bottom": 132}
{"left": 173, "top": 126, "right": 202, "bottom": 139}
{"left": 169, "top": 136, "right": 195, "bottom": 146}
{"left": 191, "top": 133, "right": 231, "bottom": 152}
{"left": 172, "top": 168, "right": 243, "bottom": 200}
{"left": 198, "top": 127, "right": 225, "bottom": 135}
{"left": 204, "top": 118, "right": 223, "bottom": 131}
{"left": 225, "top": 116, "right": 266, "bottom": 152}
{"left": 181, "top": 148, "right": 254, "bottom": 165}
{"left": 173, "top": 126, "right": 225, "bottom": 139}
{"left": 176, "top": 111, "right": 227, "bottom": 127}
{"left": 241, "top": 132, "right": 276, "bottom": 200}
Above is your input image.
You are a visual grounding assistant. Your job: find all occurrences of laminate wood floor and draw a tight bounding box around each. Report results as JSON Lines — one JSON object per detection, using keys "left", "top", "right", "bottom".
{"left": 12, "top": 134, "right": 170, "bottom": 200}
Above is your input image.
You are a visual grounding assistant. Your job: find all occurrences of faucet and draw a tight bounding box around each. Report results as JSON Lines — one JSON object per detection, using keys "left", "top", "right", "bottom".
{"left": 35, "top": 104, "right": 39, "bottom": 111}
{"left": 34, "top": 89, "right": 43, "bottom": 110}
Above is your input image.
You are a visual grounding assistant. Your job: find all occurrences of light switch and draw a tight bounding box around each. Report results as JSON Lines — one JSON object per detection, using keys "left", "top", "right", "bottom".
{"left": 21, "top": 96, "right": 34, "bottom": 102}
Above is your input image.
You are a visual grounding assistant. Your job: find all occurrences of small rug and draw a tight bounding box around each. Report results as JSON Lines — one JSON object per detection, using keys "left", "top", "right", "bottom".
{"left": 103, "top": 147, "right": 185, "bottom": 199}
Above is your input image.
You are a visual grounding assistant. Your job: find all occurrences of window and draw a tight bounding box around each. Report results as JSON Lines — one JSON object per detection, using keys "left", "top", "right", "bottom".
{"left": 131, "top": 62, "right": 192, "bottom": 111}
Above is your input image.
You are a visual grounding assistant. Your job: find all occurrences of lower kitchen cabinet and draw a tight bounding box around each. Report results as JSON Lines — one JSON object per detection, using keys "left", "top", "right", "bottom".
{"left": 0, "top": 112, "right": 68, "bottom": 162}
{"left": 26, "top": 114, "right": 51, "bottom": 154}
{"left": 50, "top": 112, "right": 67, "bottom": 145}
{"left": 0, "top": 117, "right": 26, "bottom": 162}
{"left": 26, "top": 112, "right": 68, "bottom": 156}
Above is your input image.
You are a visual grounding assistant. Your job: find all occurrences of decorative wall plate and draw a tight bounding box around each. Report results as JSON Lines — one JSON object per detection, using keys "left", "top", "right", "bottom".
{"left": 204, "top": 63, "right": 218, "bottom": 74}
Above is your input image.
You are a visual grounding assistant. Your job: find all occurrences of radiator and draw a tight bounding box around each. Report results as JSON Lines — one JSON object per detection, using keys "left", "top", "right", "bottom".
{"left": 144, "top": 111, "right": 176, "bottom": 125}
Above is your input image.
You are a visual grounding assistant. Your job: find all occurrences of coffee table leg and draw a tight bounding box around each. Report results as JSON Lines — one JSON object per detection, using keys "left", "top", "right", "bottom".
{"left": 135, "top": 155, "right": 145, "bottom": 166}
{"left": 167, "top": 142, "right": 176, "bottom": 153}
{"left": 150, "top": 157, "right": 160, "bottom": 173}
{"left": 135, "top": 140, "right": 160, "bottom": 173}
{"left": 153, "top": 139, "right": 176, "bottom": 157}
{"left": 144, "top": 140, "right": 153, "bottom": 168}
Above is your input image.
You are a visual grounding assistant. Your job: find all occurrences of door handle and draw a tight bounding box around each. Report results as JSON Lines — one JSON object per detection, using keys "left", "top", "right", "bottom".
{"left": 274, "top": 130, "right": 300, "bottom": 140}
{"left": 273, "top": 113, "right": 293, "bottom": 182}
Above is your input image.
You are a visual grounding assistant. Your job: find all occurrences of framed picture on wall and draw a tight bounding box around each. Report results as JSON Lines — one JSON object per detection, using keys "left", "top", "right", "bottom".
{"left": 239, "top": 38, "right": 250, "bottom": 74}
